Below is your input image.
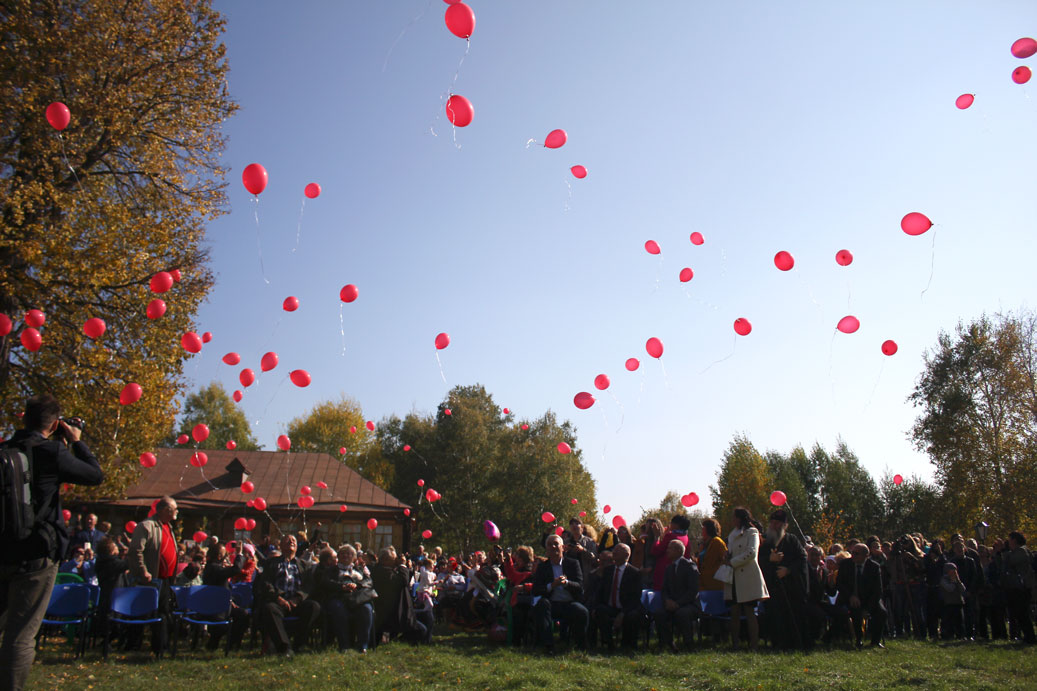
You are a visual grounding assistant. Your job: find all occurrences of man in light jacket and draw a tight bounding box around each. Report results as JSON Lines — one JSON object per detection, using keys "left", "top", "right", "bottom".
{"left": 126, "top": 496, "right": 179, "bottom": 656}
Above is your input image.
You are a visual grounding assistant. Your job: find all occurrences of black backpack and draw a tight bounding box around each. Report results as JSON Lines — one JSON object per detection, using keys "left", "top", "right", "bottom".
{"left": 0, "top": 440, "right": 39, "bottom": 541}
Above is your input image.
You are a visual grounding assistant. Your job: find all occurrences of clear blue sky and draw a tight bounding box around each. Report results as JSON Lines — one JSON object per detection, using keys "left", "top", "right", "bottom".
{"left": 189, "top": 1, "right": 1037, "bottom": 518}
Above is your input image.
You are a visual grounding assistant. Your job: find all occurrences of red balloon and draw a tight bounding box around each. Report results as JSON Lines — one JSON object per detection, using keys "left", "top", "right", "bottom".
{"left": 146, "top": 299, "right": 166, "bottom": 319}
{"left": 20, "top": 328, "right": 42, "bottom": 352}
{"left": 190, "top": 451, "right": 208, "bottom": 468}
{"left": 893, "top": 474, "right": 904, "bottom": 486}
{"left": 170, "top": 269, "right": 181, "bottom": 282}
{"left": 150, "top": 272, "right": 173, "bottom": 294}
{"left": 881, "top": 339, "right": 898, "bottom": 356}
{"left": 119, "top": 383, "right": 142, "bottom": 406}
{"left": 139, "top": 452, "right": 157, "bottom": 468}
{"left": 260, "top": 351, "right": 279, "bottom": 372}
{"left": 445, "top": 94, "right": 473, "bottom": 127}
{"left": 554, "top": 526, "right": 565, "bottom": 536}
{"left": 60, "top": 508, "right": 70, "bottom": 522}
{"left": 573, "top": 392, "right": 595, "bottom": 410}
{"left": 253, "top": 497, "right": 267, "bottom": 511}
{"left": 46, "top": 102, "right": 71, "bottom": 131}
{"left": 177, "top": 434, "right": 189, "bottom": 445}
{"left": 679, "top": 268, "right": 694, "bottom": 282}
{"left": 644, "top": 240, "right": 661, "bottom": 255}
{"left": 403, "top": 444, "right": 411, "bottom": 451}
{"left": 901, "top": 212, "right": 932, "bottom": 236}
{"left": 299, "top": 495, "right": 314, "bottom": 509}
{"left": 774, "top": 251, "right": 795, "bottom": 271}
{"left": 835, "top": 249, "right": 853, "bottom": 266}
{"left": 0, "top": 314, "right": 11, "bottom": 336}
{"left": 557, "top": 442, "right": 571, "bottom": 455}
{"left": 193, "top": 531, "right": 208, "bottom": 543}
{"left": 290, "top": 369, "right": 311, "bottom": 387}
{"left": 300, "top": 485, "right": 311, "bottom": 496}
{"left": 25, "top": 309, "right": 45, "bottom": 327}
{"left": 349, "top": 426, "right": 357, "bottom": 434}
{"left": 339, "top": 446, "right": 346, "bottom": 455}
{"left": 192, "top": 424, "right": 210, "bottom": 443}
{"left": 82, "top": 318, "right": 106, "bottom": 339}
{"left": 341, "top": 505, "right": 349, "bottom": 512}
{"left": 681, "top": 492, "right": 700, "bottom": 507}
{"left": 340, "top": 284, "right": 359, "bottom": 303}
{"left": 570, "top": 165, "right": 587, "bottom": 179}
{"left": 645, "top": 337, "right": 664, "bottom": 359}
{"left": 625, "top": 358, "right": 640, "bottom": 372}
{"left": 304, "top": 183, "right": 321, "bottom": 199}
{"left": 417, "top": 479, "right": 425, "bottom": 487}
{"left": 201, "top": 332, "right": 212, "bottom": 344}
{"left": 181, "top": 332, "right": 202, "bottom": 353}
{"left": 366, "top": 421, "right": 375, "bottom": 431}
{"left": 612, "top": 515, "right": 627, "bottom": 529}
{"left": 579, "top": 510, "right": 586, "bottom": 518}
{"left": 223, "top": 352, "right": 241, "bottom": 365}
{"left": 770, "top": 490, "right": 787, "bottom": 506}
{"left": 593, "top": 374, "right": 610, "bottom": 391}
{"left": 1012, "top": 37, "right": 1037, "bottom": 58}
{"left": 955, "top": 94, "right": 975, "bottom": 110}
{"left": 246, "top": 519, "right": 257, "bottom": 531}
{"left": 317, "top": 481, "right": 327, "bottom": 489}
{"left": 444, "top": 2, "right": 475, "bottom": 38}
{"left": 734, "top": 318, "right": 752, "bottom": 336}
{"left": 242, "top": 163, "right": 268, "bottom": 195}
{"left": 422, "top": 529, "right": 432, "bottom": 539}
{"left": 283, "top": 296, "right": 299, "bottom": 312}
{"left": 1012, "top": 66, "right": 1032, "bottom": 84}
{"left": 541, "top": 512, "right": 555, "bottom": 523}
{"left": 689, "top": 232, "right": 704, "bottom": 245}
{"left": 544, "top": 129, "right": 567, "bottom": 149}
{"left": 232, "top": 390, "right": 243, "bottom": 403}
{"left": 571, "top": 498, "right": 578, "bottom": 505}
{"left": 125, "top": 521, "right": 137, "bottom": 535}
{"left": 603, "top": 504, "right": 611, "bottom": 514}
{"left": 837, "top": 315, "right": 860, "bottom": 334}
{"left": 503, "top": 408, "right": 510, "bottom": 415}
{"left": 239, "top": 368, "right": 255, "bottom": 387}
{"left": 435, "top": 332, "right": 451, "bottom": 350}
{"left": 234, "top": 517, "right": 247, "bottom": 531}
{"left": 227, "top": 440, "right": 237, "bottom": 450}
{"left": 444, "top": 409, "right": 452, "bottom": 416}
{"left": 366, "top": 518, "right": 378, "bottom": 531}
{"left": 241, "top": 480, "right": 254, "bottom": 494}
{"left": 521, "top": 424, "right": 529, "bottom": 430}
{"left": 277, "top": 434, "right": 291, "bottom": 451}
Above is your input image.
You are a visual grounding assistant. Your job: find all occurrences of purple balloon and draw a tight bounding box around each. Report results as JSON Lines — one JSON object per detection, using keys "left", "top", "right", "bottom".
{"left": 483, "top": 520, "right": 500, "bottom": 541}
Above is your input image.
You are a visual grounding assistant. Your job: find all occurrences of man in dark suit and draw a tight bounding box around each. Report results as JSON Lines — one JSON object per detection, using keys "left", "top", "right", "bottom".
{"left": 835, "top": 543, "right": 887, "bottom": 648}
{"left": 253, "top": 534, "right": 321, "bottom": 657}
{"left": 594, "top": 542, "right": 643, "bottom": 650}
{"left": 532, "top": 534, "right": 589, "bottom": 652}
{"left": 657, "top": 539, "right": 700, "bottom": 652}
{"left": 759, "top": 509, "right": 809, "bottom": 650}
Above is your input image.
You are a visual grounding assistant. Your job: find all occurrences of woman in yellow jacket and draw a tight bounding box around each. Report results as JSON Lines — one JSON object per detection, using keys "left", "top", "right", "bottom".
{"left": 698, "top": 517, "right": 727, "bottom": 592}
{"left": 723, "top": 507, "right": 769, "bottom": 650}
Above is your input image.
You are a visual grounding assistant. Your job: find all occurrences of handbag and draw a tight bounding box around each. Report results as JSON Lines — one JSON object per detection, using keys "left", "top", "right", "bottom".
{"left": 714, "top": 564, "right": 734, "bottom": 585}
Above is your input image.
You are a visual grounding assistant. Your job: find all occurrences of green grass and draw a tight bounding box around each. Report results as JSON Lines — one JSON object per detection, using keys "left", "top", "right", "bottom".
{"left": 26, "top": 628, "right": 1037, "bottom": 690}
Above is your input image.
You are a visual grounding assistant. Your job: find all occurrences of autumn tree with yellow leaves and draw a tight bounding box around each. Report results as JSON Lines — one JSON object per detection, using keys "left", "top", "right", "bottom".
{"left": 0, "top": 0, "right": 236, "bottom": 498}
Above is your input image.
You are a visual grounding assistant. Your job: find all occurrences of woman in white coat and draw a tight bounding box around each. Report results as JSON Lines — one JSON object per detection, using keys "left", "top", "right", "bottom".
{"left": 723, "top": 507, "right": 769, "bottom": 650}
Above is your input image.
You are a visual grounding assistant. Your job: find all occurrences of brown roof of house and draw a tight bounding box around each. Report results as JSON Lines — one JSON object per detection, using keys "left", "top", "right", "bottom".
{"left": 106, "top": 448, "right": 408, "bottom": 515}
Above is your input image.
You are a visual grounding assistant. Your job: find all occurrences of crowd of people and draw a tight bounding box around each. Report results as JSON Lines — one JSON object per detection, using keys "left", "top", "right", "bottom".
{"left": 2, "top": 394, "right": 1037, "bottom": 691}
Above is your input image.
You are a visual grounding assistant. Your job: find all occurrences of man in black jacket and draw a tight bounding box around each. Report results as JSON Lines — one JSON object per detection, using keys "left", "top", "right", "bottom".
{"left": 594, "top": 542, "right": 644, "bottom": 650}
{"left": 253, "top": 534, "right": 320, "bottom": 657}
{"left": 0, "top": 394, "right": 103, "bottom": 691}
{"left": 657, "top": 539, "right": 700, "bottom": 652}
{"left": 835, "top": 543, "right": 887, "bottom": 648}
{"left": 532, "top": 534, "right": 589, "bottom": 652}
{"left": 759, "top": 509, "right": 809, "bottom": 650}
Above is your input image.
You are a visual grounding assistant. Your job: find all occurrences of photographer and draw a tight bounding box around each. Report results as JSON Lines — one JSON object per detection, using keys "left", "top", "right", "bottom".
{"left": 1, "top": 394, "right": 103, "bottom": 691}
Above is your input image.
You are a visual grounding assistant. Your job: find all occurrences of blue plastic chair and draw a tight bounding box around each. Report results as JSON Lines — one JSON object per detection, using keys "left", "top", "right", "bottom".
{"left": 104, "top": 587, "right": 164, "bottom": 659}
{"left": 38, "top": 583, "right": 91, "bottom": 657}
{"left": 697, "top": 589, "right": 730, "bottom": 641}
{"left": 640, "top": 589, "right": 660, "bottom": 647}
{"left": 182, "top": 586, "right": 233, "bottom": 655}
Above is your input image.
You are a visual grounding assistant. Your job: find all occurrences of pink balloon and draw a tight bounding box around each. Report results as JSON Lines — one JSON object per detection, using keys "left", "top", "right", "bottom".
{"left": 242, "top": 163, "right": 268, "bottom": 195}
{"left": 557, "top": 442, "right": 571, "bottom": 455}
{"left": 435, "top": 332, "right": 451, "bottom": 350}
{"left": 593, "top": 374, "right": 610, "bottom": 391}
{"left": 689, "top": 232, "right": 704, "bottom": 246}
{"left": 190, "top": 451, "right": 208, "bottom": 468}
{"left": 241, "top": 481, "right": 254, "bottom": 494}
{"left": 544, "top": 129, "right": 567, "bottom": 149}
{"left": 222, "top": 352, "right": 241, "bottom": 365}
{"left": 0, "top": 313, "right": 11, "bottom": 336}
{"left": 46, "top": 102, "right": 71, "bottom": 131}
{"left": 483, "top": 520, "right": 500, "bottom": 541}
{"left": 901, "top": 212, "right": 932, "bottom": 236}
{"left": 149, "top": 272, "right": 173, "bottom": 294}
{"left": 612, "top": 515, "right": 626, "bottom": 529}
{"left": 422, "top": 529, "right": 433, "bottom": 540}
{"left": 366, "top": 518, "right": 378, "bottom": 531}
{"left": 625, "top": 357, "right": 640, "bottom": 372}
{"left": 444, "top": 2, "right": 475, "bottom": 38}
{"left": 227, "top": 440, "right": 237, "bottom": 450}
{"left": 239, "top": 368, "right": 255, "bottom": 388}
{"left": 277, "top": 434, "right": 291, "bottom": 451}
{"left": 192, "top": 423, "right": 210, "bottom": 443}
{"left": 835, "top": 249, "right": 853, "bottom": 266}
{"left": 83, "top": 318, "right": 106, "bottom": 339}
{"left": 340, "top": 284, "right": 359, "bottom": 303}
{"left": 146, "top": 299, "right": 166, "bottom": 319}
{"left": 603, "top": 504, "right": 611, "bottom": 514}
{"left": 139, "top": 452, "right": 157, "bottom": 468}
{"left": 893, "top": 474, "right": 904, "bottom": 486}
{"left": 679, "top": 267, "right": 694, "bottom": 282}
{"left": 445, "top": 94, "right": 473, "bottom": 127}
{"left": 260, "top": 351, "right": 279, "bottom": 372}
{"left": 645, "top": 337, "right": 664, "bottom": 359}
{"left": 541, "top": 511, "right": 555, "bottom": 523}
{"left": 681, "top": 492, "right": 700, "bottom": 507}
{"left": 644, "top": 240, "right": 661, "bottom": 255}
{"left": 119, "top": 383, "right": 142, "bottom": 406}
{"left": 232, "top": 390, "right": 243, "bottom": 403}
{"left": 177, "top": 434, "right": 189, "bottom": 445}
{"left": 193, "top": 531, "right": 208, "bottom": 543}
{"left": 290, "top": 370, "right": 311, "bottom": 387}
{"left": 573, "top": 392, "right": 595, "bottom": 410}
{"left": 773, "top": 251, "right": 794, "bottom": 271}
{"left": 1013, "top": 65, "right": 1032, "bottom": 84}
{"left": 570, "top": 165, "right": 587, "bottom": 179}
{"left": 1011, "top": 37, "right": 1037, "bottom": 58}
{"left": 882, "top": 339, "right": 898, "bottom": 356}
{"left": 253, "top": 497, "right": 267, "bottom": 511}
{"left": 282, "top": 296, "right": 299, "bottom": 312}
{"left": 304, "top": 183, "right": 321, "bottom": 199}
{"left": 366, "top": 421, "right": 375, "bottom": 431}
{"left": 181, "top": 332, "right": 203, "bottom": 353}
{"left": 770, "top": 490, "right": 787, "bottom": 506}
{"left": 837, "top": 315, "right": 860, "bottom": 334}
{"left": 201, "top": 332, "right": 212, "bottom": 344}
{"left": 300, "top": 485, "right": 311, "bottom": 496}
{"left": 955, "top": 94, "right": 975, "bottom": 110}
{"left": 734, "top": 318, "right": 752, "bottom": 336}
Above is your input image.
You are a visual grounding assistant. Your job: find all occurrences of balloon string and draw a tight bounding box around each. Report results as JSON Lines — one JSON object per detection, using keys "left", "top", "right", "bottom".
{"left": 681, "top": 285, "right": 720, "bottom": 312}
{"left": 112, "top": 407, "right": 121, "bottom": 460}
{"left": 864, "top": 359, "right": 886, "bottom": 411}
{"left": 607, "top": 389, "right": 625, "bottom": 434}
{"left": 382, "top": 0, "right": 433, "bottom": 73}
{"left": 828, "top": 329, "right": 838, "bottom": 407}
{"left": 339, "top": 304, "right": 347, "bottom": 356}
{"left": 699, "top": 334, "right": 737, "bottom": 375}
{"left": 435, "top": 350, "right": 447, "bottom": 384}
{"left": 563, "top": 179, "right": 572, "bottom": 213}
{"left": 598, "top": 404, "right": 610, "bottom": 432}
{"left": 796, "top": 273, "right": 825, "bottom": 322}
{"left": 920, "top": 229, "right": 936, "bottom": 300}
{"left": 650, "top": 254, "right": 664, "bottom": 294}
{"left": 251, "top": 197, "right": 270, "bottom": 285}
{"left": 292, "top": 198, "right": 306, "bottom": 253}
{"left": 257, "top": 316, "right": 283, "bottom": 353}
{"left": 257, "top": 375, "right": 288, "bottom": 428}
{"left": 659, "top": 358, "right": 671, "bottom": 389}
{"left": 524, "top": 138, "right": 538, "bottom": 149}
{"left": 197, "top": 464, "right": 221, "bottom": 494}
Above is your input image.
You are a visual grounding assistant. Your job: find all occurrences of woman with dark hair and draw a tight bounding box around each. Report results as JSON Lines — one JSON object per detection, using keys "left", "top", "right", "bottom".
{"left": 633, "top": 518, "right": 664, "bottom": 588}
{"left": 699, "top": 518, "right": 727, "bottom": 592}
{"left": 723, "top": 507, "right": 769, "bottom": 650}
{"left": 1001, "top": 531, "right": 1036, "bottom": 644}
{"left": 198, "top": 543, "right": 248, "bottom": 651}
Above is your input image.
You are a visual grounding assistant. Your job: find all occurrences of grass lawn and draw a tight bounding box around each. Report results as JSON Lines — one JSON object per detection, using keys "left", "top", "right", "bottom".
{"left": 26, "top": 627, "right": 1037, "bottom": 690}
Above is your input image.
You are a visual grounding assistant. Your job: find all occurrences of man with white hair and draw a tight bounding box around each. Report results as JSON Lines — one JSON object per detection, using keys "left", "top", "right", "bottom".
{"left": 532, "top": 534, "right": 589, "bottom": 652}
{"left": 593, "top": 542, "right": 643, "bottom": 650}
{"left": 657, "top": 539, "right": 700, "bottom": 652}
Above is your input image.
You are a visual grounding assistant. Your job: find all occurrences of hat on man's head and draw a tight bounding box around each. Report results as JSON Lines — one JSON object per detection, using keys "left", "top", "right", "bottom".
{"left": 769, "top": 509, "right": 788, "bottom": 524}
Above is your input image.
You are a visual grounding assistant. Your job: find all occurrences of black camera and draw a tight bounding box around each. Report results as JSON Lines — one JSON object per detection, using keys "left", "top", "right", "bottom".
{"left": 61, "top": 416, "right": 85, "bottom": 431}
